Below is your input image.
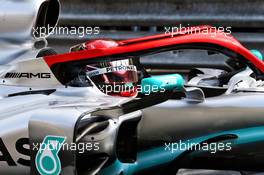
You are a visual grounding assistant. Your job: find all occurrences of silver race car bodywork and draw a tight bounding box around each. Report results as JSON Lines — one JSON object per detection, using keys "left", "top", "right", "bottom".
{"left": 0, "top": 1, "right": 140, "bottom": 174}
{"left": 2, "top": 1, "right": 264, "bottom": 175}
{"left": 0, "top": 0, "right": 60, "bottom": 64}
{"left": 0, "top": 85, "right": 139, "bottom": 174}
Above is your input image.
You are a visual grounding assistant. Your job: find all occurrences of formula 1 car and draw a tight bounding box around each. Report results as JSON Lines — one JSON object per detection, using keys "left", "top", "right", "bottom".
{"left": 2, "top": 1, "right": 264, "bottom": 175}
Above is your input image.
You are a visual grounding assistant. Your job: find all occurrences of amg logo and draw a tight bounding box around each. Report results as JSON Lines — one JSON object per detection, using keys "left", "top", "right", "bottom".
{"left": 5, "top": 73, "right": 51, "bottom": 79}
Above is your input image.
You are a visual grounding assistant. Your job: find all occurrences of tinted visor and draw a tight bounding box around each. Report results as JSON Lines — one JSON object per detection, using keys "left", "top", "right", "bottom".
{"left": 86, "top": 59, "right": 138, "bottom": 84}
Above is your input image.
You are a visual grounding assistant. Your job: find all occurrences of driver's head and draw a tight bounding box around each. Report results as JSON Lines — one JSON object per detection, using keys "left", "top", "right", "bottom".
{"left": 70, "top": 40, "right": 138, "bottom": 97}
{"left": 86, "top": 59, "right": 138, "bottom": 97}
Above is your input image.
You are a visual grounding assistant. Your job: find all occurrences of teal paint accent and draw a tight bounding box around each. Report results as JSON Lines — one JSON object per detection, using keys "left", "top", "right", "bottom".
{"left": 35, "top": 135, "right": 66, "bottom": 175}
{"left": 141, "top": 74, "right": 184, "bottom": 94}
{"left": 100, "top": 126, "right": 264, "bottom": 175}
{"left": 243, "top": 50, "right": 263, "bottom": 71}
{"left": 250, "top": 49, "right": 263, "bottom": 61}
{"left": 42, "top": 156, "right": 55, "bottom": 171}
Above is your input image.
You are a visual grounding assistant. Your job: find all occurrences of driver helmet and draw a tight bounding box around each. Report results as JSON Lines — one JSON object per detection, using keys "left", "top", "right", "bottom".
{"left": 70, "top": 40, "right": 138, "bottom": 97}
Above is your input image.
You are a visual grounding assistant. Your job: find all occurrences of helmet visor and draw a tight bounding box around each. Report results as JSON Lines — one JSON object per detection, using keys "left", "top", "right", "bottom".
{"left": 86, "top": 59, "right": 138, "bottom": 84}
